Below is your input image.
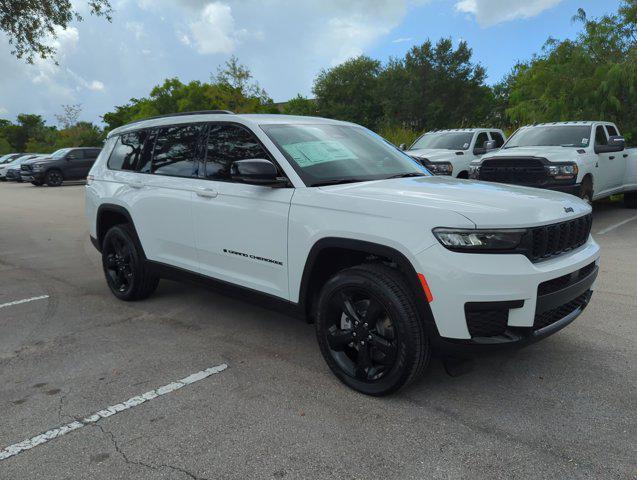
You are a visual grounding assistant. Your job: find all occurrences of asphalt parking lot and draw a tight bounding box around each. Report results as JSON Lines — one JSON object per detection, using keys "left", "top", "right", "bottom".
{"left": 0, "top": 181, "right": 635, "bottom": 480}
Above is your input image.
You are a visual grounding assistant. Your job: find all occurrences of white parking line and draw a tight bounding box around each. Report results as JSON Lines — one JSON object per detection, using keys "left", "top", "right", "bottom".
{"left": 0, "top": 295, "right": 49, "bottom": 309}
{"left": 0, "top": 363, "right": 228, "bottom": 461}
{"left": 596, "top": 214, "right": 637, "bottom": 235}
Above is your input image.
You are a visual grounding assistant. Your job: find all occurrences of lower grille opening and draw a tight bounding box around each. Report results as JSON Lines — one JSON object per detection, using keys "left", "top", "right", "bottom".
{"left": 537, "top": 262, "right": 596, "bottom": 296}
{"left": 534, "top": 291, "right": 592, "bottom": 330}
{"left": 465, "top": 300, "right": 524, "bottom": 338}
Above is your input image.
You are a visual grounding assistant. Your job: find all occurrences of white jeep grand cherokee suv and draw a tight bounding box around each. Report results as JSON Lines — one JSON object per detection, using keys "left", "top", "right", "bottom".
{"left": 86, "top": 111, "right": 600, "bottom": 395}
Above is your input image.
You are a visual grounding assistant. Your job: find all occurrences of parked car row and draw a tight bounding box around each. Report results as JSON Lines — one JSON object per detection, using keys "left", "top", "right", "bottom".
{"left": 0, "top": 147, "right": 102, "bottom": 186}
{"left": 399, "top": 121, "right": 636, "bottom": 207}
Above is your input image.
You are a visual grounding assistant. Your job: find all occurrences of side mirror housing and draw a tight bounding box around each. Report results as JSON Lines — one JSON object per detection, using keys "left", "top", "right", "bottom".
{"left": 484, "top": 140, "right": 497, "bottom": 151}
{"left": 231, "top": 159, "right": 285, "bottom": 186}
{"left": 398, "top": 143, "right": 407, "bottom": 151}
{"left": 595, "top": 135, "right": 625, "bottom": 153}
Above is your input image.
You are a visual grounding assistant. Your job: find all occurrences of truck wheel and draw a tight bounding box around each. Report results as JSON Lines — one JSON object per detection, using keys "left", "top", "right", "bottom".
{"left": 102, "top": 224, "right": 159, "bottom": 301}
{"left": 315, "top": 263, "right": 429, "bottom": 396}
{"left": 625, "top": 192, "right": 637, "bottom": 209}
{"left": 580, "top": 177, "right": 593, "bottom": 204}
{"left": 45, "top": 170, "right": 64, "bottom": 187}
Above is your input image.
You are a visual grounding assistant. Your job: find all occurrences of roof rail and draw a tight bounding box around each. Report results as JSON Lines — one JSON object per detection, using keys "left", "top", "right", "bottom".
{"left": 126, "top": 110, "right": 235, "bottom": 126}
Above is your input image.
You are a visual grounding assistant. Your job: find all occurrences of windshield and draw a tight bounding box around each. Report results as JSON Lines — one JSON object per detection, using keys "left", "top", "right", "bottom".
{"left": 261, "top": 124, "right": 428, "bottom": 186}
{"left": 410, "top": 132, "right": 473, "bottom": 151}
{"left": 51, "top": 148, "right": 71, "bottom": 159}
{"left": 504, "top": 126, "right": 592, "bottom": 148}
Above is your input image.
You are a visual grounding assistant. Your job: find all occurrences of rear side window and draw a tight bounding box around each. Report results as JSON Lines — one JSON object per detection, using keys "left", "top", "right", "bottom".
{"left": 204, "top": 124, "right": 272, "bottom": 180}
{"left": 606, "top": 125, "right": 619, "bottom": 137}
{"left": 490, "top": 132, "right": 505, "bottom": 147}
{"left": 152, "top": 124, "right": 204, "bottom": 177}
{"left": 108, "top": 131, "right": 149, "bottom": 171}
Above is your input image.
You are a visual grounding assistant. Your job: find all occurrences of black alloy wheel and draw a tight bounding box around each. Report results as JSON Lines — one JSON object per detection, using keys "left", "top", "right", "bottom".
{"left": 324, "top": 288, "right": 399, "bottom": 382}
{"left": 45, "top": 170, "right": 64, "bottom": 187}
{"left": 103, "top": 232, "right": 135, "bottom": 296}
{"left": 316, "top": 264, "right": 429, "bottom": 396}
{"left": 101, "top": 224, "right": 159, "bottom": 301}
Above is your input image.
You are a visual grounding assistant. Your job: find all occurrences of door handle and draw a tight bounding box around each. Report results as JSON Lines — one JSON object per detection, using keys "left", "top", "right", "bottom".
{"left": 195, "top": 187, "right": 218, "bottom": 198}
{"left": 129, "top": 180, "right": 144, "bottom": 189}
{"left": 609, "top": 156, "right": 615, "bottom": 160}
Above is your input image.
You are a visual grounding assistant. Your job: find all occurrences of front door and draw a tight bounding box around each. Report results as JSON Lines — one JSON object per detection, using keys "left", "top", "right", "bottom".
{"left": 594, "top": 125, "right": 624, "bottom": 194}
{"left": 191, "top": 123, "right": 293, "bottom": 299}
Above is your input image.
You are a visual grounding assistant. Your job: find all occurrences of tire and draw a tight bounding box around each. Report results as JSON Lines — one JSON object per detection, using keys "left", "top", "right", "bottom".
{"left": 45, "top": 170, "right": 64, "bottom": 187}
{"left": 31, "top": 181, "right": 44, "bottom": 186}
{"left": 457, "top": 171, "right": 469, "bottom": 179}
{"left": 315, "top": 263, "right": 429, "bottom": 396}
{"left": 580, "top": 176, "right": 593, "bottom": 204}
{"left": 101, "top": 224, "right": 159, "bottom": 301}
{"left": 625, "top": 192, "right": 637, "bottom": 209}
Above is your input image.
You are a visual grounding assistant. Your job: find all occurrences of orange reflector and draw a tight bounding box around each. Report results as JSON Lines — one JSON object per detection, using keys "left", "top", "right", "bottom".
{"left": 418, "top": 273, "right": 434, "bottom": 303}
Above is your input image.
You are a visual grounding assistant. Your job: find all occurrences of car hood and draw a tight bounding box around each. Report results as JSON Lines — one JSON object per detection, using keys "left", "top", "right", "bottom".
{"left": 319, "top": 176, "right": 591, "bottom": 228}
{"left": 481, "top": 146, "right": 582, "bottom": 163}
{"left": 406, "top": 148, "right": 463, "bottom": 162}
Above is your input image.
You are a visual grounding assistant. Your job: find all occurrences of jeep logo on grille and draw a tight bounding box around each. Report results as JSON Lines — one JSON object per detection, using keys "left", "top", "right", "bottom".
{"left": 564, "top": 207, "right": 574, "bottom": 213}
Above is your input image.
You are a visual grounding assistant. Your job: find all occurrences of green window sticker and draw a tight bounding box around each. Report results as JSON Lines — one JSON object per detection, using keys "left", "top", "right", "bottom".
{"left": 283, "top": 140, "right": 358, "bottom": 167}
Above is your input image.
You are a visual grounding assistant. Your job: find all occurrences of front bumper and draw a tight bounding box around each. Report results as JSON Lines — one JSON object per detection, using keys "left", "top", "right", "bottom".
{"left": 20, "top": 171, "right": 43, "bottom": 182}
{"left": 543, "top": 183, "right": 582, "bottom": 197}
{"left": 5, "top": 170, "right": 22, "bottom": 181}
{"left": 415, "top": 238, "right": 600, "bottom": 345}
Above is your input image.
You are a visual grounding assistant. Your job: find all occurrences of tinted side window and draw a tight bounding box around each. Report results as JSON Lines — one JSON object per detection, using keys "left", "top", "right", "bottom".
{"left": 69, "top": 149, "right": 84, "bottom": 159}
{"left": 205, "top": 124, "right": 271, "bottom": 180}
{"left": 595, "top": 126, "right": 608, "bottom": 146}
{"left": 606, "top": 125, "right": 619, "bottom": 137}
{"left": 490, "top": 132, "right": 505, "bottom": 147}
{"left": 152, "top": 124, "right": 203, "bottom": 177}
{"left": 108, "top": 131, "right": 149, "bottom": 171}
{"left": 475, "top": 132, "right": 489, "bottom": 149}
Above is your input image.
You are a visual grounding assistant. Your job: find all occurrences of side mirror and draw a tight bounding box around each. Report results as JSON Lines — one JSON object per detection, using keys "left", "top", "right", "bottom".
{"left": 595, "top": 135, "right": 625, "bottom": 154}
{"left": 398, "top": 143, "right": 407, "bottom": 151}
{"left": 231, "top": 159, "right": 285, "bottom": 185}
{"left": 484, "top": 140, "right": 497, "bottom": 151}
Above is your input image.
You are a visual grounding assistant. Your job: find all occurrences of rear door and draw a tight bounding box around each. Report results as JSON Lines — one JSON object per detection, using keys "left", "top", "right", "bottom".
{"left": 65, "top": 149, "right": 88, "bottom": 179}
{"left": 602, "top": 124, "right": 626, "bottom": 190}
{"left": 191, "top": 123, "right": 293, "bottom": 299}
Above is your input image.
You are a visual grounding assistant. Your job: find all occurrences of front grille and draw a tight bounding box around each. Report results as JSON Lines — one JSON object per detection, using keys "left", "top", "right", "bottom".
{"left": 465, "top": 308, "right": 509, "bottom": 337}
{"left": 480, "top": 157, "right": 548, "bottom": 184}
{"left": 537, "top": 262, "right": 596, "bottom": 296}
{"left": 528, "top": 214, "right": 592, "bottom": 262}
{"left": 534, "top": 291, "right": 592, "bottom": 330}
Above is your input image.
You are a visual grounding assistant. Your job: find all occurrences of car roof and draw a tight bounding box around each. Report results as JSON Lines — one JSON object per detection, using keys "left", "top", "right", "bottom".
{"left": 421, "top": 128, "right": 502, "bottom": 134}
{"left": 107, "top": 112, "right": 356, "bottom": 138}
{"left": 525, "top": 121, "right": 613, "bottom": 128}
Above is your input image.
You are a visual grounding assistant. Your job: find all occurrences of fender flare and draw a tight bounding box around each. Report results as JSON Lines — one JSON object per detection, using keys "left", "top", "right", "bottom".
{"left": 298, "top": 237, "right": 438, "bottom": 334}
{"left": 95, "top": 204, "right": 146, "bottom": 258}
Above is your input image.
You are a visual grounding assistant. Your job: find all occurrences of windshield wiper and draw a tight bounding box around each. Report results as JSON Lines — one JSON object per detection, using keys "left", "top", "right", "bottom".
{"left": 310, "top": 178, "right": 369, "bottom": 187}
{"left": 385, "top": 172, "right": 427, "bottom": 179}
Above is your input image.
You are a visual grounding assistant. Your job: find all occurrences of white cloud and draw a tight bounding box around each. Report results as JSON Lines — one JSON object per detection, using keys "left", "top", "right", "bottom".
{"left": 392, "top": 37, "right": 412, "bottom": 43}
{"left": 88, "top": 80, "right": 105, "bottom": 91}
{"left": 188, "top": 2, "right": 243, "bottom": 54}
{"left": 456, "top": 0, "right": 563, "bottom": 27}
{"left": 126, "top": 21, "right": 146, "bottom": 39}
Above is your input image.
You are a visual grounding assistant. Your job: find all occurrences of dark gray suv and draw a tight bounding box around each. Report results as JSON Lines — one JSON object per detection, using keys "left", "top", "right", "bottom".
{"left": 20, "top": 147, "right": 101, "bottom": 186}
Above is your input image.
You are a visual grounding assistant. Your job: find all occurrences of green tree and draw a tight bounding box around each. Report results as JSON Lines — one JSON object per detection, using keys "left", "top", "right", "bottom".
{"left": 313, "top": 56, "right": 383, "bottom": 129}
{"left": 505, "top": 1, "right": 637, "bottom": 141}
{"left": 0, "top": 1, "right": 112, "bottom": 63}
{"left": 282, "top": 95, "right": 318, "bottom": 116}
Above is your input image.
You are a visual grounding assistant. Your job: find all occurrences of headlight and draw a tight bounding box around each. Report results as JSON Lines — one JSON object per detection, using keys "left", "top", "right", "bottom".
{"left": 548, "top": 163, "right": 578, "bottom": 180}
{"left": 427, "top": 162, "right": 453, "bottom": 175}
{"left": 468, "top": 164, "right": 481, "bottom": 179}
{"left": 33, "top": 163, "right": 45, "bottom": 170}
{"left": 433, "top": 228, "right": 527, "bottom": 252}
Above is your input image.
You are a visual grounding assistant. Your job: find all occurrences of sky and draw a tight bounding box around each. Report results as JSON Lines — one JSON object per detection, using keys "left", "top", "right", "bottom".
{"left": 0, "top": 0, "right": 622, "bottom": 126}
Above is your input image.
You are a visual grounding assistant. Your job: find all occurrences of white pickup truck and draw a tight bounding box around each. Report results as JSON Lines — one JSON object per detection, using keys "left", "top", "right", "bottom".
{"left": 469, "top": 121, "right": 637, "bottom": 207}
{"left": 402, "top": 128, "right": 506, "bottom": 178}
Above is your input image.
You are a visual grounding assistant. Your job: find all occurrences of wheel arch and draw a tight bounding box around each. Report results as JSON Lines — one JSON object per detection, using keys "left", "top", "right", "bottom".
{"left": 298, "top": 237, "right": 438, "bottom": 334}
{"left": 96, "top": 204, "right": 146, "bottom": 258}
